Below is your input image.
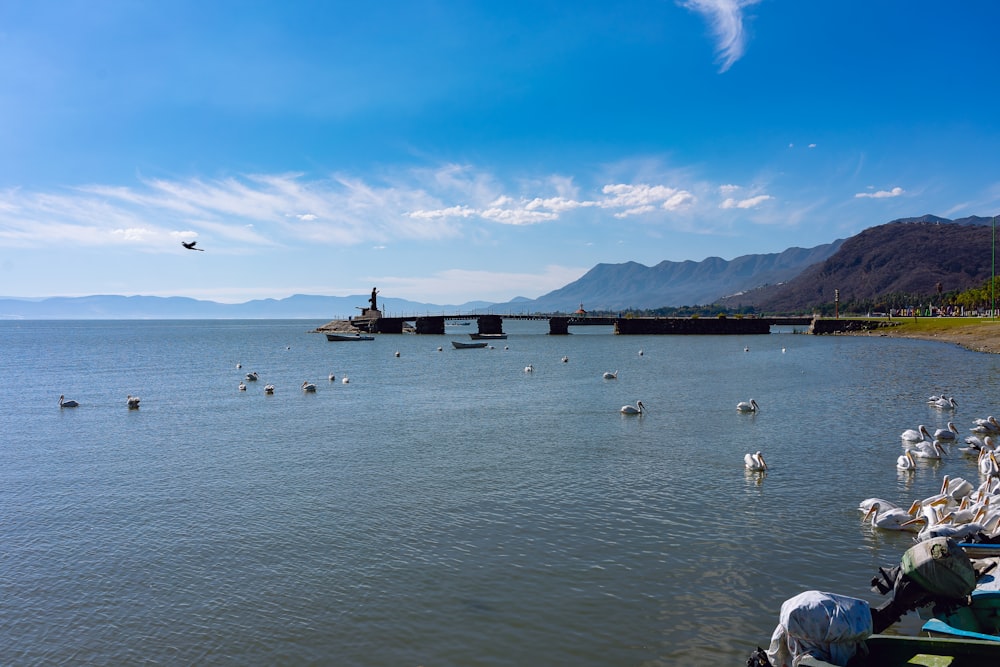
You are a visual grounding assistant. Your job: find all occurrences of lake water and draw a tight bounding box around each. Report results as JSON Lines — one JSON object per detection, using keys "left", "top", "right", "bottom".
{"left": 2, "top": 319, "right": 999, "bottom": 665}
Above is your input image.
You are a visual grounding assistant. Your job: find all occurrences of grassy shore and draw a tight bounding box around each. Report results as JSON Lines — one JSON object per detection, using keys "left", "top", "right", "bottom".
{"left": 867, "top": 316, "right": 1000, "bottom": 354}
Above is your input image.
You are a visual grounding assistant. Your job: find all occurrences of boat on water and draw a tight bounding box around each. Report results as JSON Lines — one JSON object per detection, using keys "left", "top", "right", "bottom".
{"left": 754, "top": 538, "right": 1000, "bottom": 666}
{"left": 469, "top": 333, "right": 507, "bottom": 340}
{"left": 326, "top": 333, "right": 375, "bottom": 341}
{"left": 451, "top": 340, "right": 488, "bottom": 349}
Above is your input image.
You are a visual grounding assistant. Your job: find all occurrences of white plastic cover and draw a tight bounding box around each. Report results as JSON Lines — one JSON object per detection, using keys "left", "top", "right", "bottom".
{"left": 766, "top": 590, "right": 873, "bottom": 667}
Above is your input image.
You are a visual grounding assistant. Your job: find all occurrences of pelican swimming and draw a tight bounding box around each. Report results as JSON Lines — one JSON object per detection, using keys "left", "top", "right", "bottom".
{"left": 236, "top": 362, "right": 242, "bottom": 369}
{"left": 524, "top": 364, "right": 534, "bottom": 373}
{"left": 264, "top": 384, "right": 275, "bottom": 394}
{"left": 933, "top": 422, "right": 959, "bottom": 442}
{"left": 912, "top": 440, "right": 946, "bottom": 459}
{"left": 863, "top": 501, "right": 919, "bottom": 531}
{"left": 58, "top": 394, "right": 79, "bottom": 408}
{"left": 126, "top": 395, "right": 141, "bottom": 409}
{"left": 238, "top": 382, "right": 246, "bottom": 391}
{"left": 245, "top": 371, "right": 259, "bottom": 382}
{"left": 395, "top": 351, "right": 400, "bottom": 357}
{"left": 620, "top": 400, "right": 645, "bottom": 415}
{"left": 736, "top": 399, "right": 759, "bottom": 413}
{"left": 929, "top": 395, "right": 958, "bottom": 410}
{"left": 302, "top": 381, "right": 317, "bottom": 393}
{"left": 859, "top": 498, "right": 899, "bottom": 513}
{"left": 896, "top": 450, "right": 916, "bottom": 471}
{"left": 979, "top": 450, "right": 1000, "bottom": 477}
{"left": 744, "top": 451, "right": 767, "bottom": 471}
{"left": 602, "top": 370, "right": 618, "bottom": 379}
{"left": 971, "top": 416, "right": 1000, "bottom": 434}
{"left": 561, "top": 356, "right": 569, "bottom": 363}
{"left": 901, "top": 425, "right": 932, "bottom": 443}
{"left": 328, "top": 373, "right": 336, "bottom": 381}
{"left": 342, "top": 376, "right": 349, "bottom": 384}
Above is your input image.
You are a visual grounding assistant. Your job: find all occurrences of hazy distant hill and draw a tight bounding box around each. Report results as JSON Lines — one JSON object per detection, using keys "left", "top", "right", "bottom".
{"left": 498, "top": 242, "right": 844, "bottom": 312}
{"left": 0, "top": 294, "right": 494, "bottom": 320}
{"left": 719, "top": 218, "right": 996, "bottom": 312}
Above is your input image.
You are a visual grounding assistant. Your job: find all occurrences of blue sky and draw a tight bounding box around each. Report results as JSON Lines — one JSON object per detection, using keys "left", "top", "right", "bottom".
{"left": 1, "top": 1, "right": 998, "bottom": 305}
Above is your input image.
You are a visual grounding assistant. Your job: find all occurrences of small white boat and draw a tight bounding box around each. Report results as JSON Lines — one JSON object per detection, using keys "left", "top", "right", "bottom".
{"left": 452, "top": 340, "right": 489, "bottom": 349}
{"left": 326, "top": 333, "right": 375, "bottom": 341}
{"left": 469, "top": 333, "right": 507, "bottom": 340}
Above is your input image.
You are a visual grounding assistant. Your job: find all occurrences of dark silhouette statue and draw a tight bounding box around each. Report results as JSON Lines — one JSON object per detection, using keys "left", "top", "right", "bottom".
{"left": 370, "top": 287, "right": 379, "bottom": 311}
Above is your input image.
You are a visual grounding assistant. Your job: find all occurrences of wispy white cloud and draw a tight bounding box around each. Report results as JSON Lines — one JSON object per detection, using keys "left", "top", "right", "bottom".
{"left": 717, "top": 184, "right": 773, "bottom": 209}
{"left": 720, "top": 194, "right": 773, "bottom": 209}
{"left": 681, "top": 0, "right": 761, "bottom": 72}
{"left": 0, "top": 165, "right": 767, "bottom": 253}
{"left": 855, "top": 186, "right": 905, "bottom": 199}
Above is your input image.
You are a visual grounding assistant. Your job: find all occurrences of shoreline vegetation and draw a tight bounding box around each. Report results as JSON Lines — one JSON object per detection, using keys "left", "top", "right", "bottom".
{"left": 851, "top": 316, "right": 1000, "bottom": 354}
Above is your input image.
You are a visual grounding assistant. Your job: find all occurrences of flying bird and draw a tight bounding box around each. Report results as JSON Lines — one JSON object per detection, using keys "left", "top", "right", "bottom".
{"left": 181, "top": 241, "right": 204, "bottom": 251}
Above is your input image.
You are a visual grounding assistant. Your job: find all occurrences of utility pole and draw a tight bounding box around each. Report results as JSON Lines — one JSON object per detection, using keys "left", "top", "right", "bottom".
{"left": 835, "top": 288, "right": 840, "bottom": 319}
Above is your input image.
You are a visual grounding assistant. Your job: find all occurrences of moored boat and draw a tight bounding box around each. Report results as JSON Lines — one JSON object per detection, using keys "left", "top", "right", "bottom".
{"left": 469, "top": 332, "right": 507, "bottom": 340}
{"left": 326, "top": 333, "right": 375, "bottom": 341}
{"left": 451, "top": 340, "right": 488, "bottom": 349}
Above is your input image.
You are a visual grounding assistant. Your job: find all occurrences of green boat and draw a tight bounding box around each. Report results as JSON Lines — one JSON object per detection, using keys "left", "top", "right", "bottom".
{"left": 795, "top": 633, "right": 1000, "bottom": 666}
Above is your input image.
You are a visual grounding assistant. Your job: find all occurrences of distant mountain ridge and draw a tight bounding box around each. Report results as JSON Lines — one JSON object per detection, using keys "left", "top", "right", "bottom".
{"left": 3, "top": 215, "right": 994, "bottom": 318}
{"left": 499, "top": 241, "right": 845, "bottom": 312}
{"left": 719, "top": 217, "right": 997, "bottom": 312}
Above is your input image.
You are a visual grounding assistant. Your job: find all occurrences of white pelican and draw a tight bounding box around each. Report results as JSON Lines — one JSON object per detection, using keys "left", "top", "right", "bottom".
{"left": 264, "top": 384, "right": 275, "bottom": 394}
{"left": 126, "top": 395, "right": 141, "bottom": 409}
{"left": 901, "top": 425, "right": 932, "bottom": 443}
{"left": 620, "top": 400, "right": 645, "bottom": 415}
{"left": 863, "top": 502, "right": 919, "bottom": 531}
{"left": 524, "top": 364, "right": 534, "bottom": 373}
{"left": 859, "top": 498, "right": 899, "bottom": 513}
{"left": 896, "top": 450, "right": 916, "bottom": 471}
{"left": 238, "top": 382, "right": 246, "bottom": 391}
{"left": 342, "top": 376, "right": 349, "bottom": 384}
{"left": 929, "top": 395, "right": 958, "bottom": 410}
{"left": 236, "top": 362, "right": 242, "bottom": 369}
{"left": 971, "top": 416, "right": 1000, "bottom": 434}
{"left": 58, "top": 394, "right": 79, "bottom": 408}
{"left": 912, "top": 440, "right": 946, "bottom": 459}
{"left": 302, "top": 381, "right": 317, "bottom": 393}
{"left": 437, "top": 346, "right": 443, "bottom": 352}
{"left": 736, "top": 399, "right": 759, "bottom": 413}
{"left": 602, "top": 370, "right": 618, "bottom": 379}
{"left": 561, "top": 356, "right": 569, "bottom": 363}
{"left": 744, "top": 451, "right": 767, "bottom": 471}
{"left": 941, "top": 475, "right": 975, "bottom": 501}
{"left": 979, "top": 450, "right": 1000, "bottom": 477}
{"left": 638, "top": 349, "right": 643, "bottom": 356}
{"left": 395, "top": 351, "right": 400, "bottom": 357}
{"left": 328, "top": 373, "right": 336, "bottom": 381}
{"left": 934, "top": 422, "right": 959, "bottom": 442}
{"left": 245, "top": 371, "right": 259, "bottom": 382}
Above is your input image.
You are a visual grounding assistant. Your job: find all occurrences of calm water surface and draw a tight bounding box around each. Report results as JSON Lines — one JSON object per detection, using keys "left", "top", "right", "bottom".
{"left": 3, "top": 320, "right": 1000, "bottom": 665}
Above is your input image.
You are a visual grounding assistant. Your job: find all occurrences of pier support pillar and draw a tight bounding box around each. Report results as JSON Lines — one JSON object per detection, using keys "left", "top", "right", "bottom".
{"left": 476, "top": 315, "right": 503, "bottom": 335}
{"left": 414, "top": 316, "right": 445, "bottom": 335}
{"left": 549, "top": 317, "right": 569, "bottom": 335}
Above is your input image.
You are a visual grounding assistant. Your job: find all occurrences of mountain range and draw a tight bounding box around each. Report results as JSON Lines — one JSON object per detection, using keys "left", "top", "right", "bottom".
{"left": 1, "top": 215, "right": 994, "bottom": 319}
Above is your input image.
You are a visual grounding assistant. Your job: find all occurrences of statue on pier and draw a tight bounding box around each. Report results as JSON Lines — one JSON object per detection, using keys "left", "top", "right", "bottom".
{"left": 370, "top": 287, "right": 379, "bottom": 312}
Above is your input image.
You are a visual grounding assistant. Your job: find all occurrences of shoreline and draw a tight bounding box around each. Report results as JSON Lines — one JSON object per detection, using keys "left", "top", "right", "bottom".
{"left": 865, "top": 319, "right": 1000, "bottom": 354}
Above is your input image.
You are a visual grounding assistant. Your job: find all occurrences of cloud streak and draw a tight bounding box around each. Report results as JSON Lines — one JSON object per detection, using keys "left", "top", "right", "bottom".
{"left": 682, "top": 0, "right": 761, "bottom": 72}
{"left": 855, "top": 186, "right": 905, "bottom": 199}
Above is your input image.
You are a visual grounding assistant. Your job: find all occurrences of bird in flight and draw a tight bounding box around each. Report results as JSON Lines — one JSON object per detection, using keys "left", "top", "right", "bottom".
{"left": 181, "top": 241, "right": 204, "bottom": 251}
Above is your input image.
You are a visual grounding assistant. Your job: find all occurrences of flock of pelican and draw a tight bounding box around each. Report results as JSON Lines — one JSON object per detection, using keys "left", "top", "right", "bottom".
{"left": 861, "top": 394, "right": 1000, "bottom": 543}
